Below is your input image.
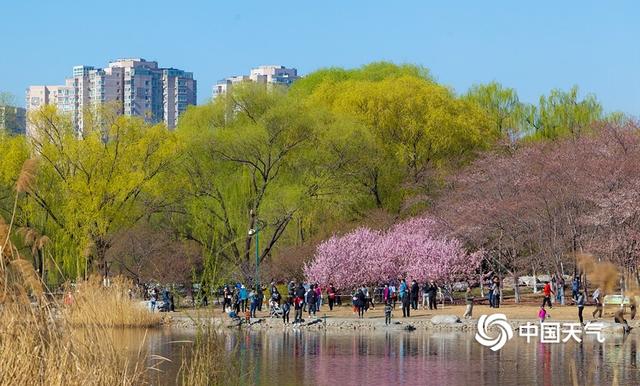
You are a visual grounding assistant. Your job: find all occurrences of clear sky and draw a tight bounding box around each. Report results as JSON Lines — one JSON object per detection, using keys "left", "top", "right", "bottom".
{"left": 1, "top": 0, "right": 638, "bottom": 115}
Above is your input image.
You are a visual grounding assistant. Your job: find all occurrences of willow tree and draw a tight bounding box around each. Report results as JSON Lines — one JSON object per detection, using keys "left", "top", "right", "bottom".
{"left": 0, "top": 134, "right": 29, "bottom": 220}
{"left": 23, "top": 106, "right": 178, "bottom": 280}
{"left": 176, "top": 83, "right": 356, "bottom": 283}
{"left": 522, "top": 86, "right": 603, "bottom": 140}
{"left": 298, "top": 68, "right": 494, "bottom": 213}
{"left": 465, "top": 82, "right": 522, "bottom": 137}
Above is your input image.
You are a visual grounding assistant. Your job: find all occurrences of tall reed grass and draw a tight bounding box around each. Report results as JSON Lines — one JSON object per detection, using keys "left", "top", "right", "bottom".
{"left": 0, "top": 303, "right": 151, "bottom": 385}
{"left": 63, "top": 276, "right": 161, "bottom": 328}
{"left": 177, "top": 322, "right": 250, "bottom": 386}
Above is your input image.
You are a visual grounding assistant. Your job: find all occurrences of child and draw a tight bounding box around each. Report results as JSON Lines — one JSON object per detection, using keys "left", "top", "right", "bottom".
{"left": 384, "top": 301, "right": 393, "bottom": 325}
{"left": 282, "top": 300, "right": 291, "bottom": 325}
{"left": 538, "top": 306, "right": 548, "bottom": 323}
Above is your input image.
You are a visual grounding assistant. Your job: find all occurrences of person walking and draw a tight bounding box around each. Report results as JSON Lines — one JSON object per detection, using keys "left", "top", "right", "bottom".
{"left": 366, "top": 286, "right": 375, "bottom": 310}
{"left": 150, "top": 293, "right": 157, "bottom": 312}
{"left": 200, "top": 287, "right": 208, "bottom": 307}
{"left": 399, "top": 279, "right": 408, "bottom": 304}
{"left": 362, "top": 287, "right": 370, "bottom": 312}
{"left": 233, "top": 290, "right": 240, "bottom": 314}
{"left": 422, "top": 283, "right": 429, "bottom": 309}
{"left": 592, "top": 287, "right": 603, "bottom": 319}
{"left": 576, "top": 290, "right": 585, "bottom": 325}
{"left": 295, "top": 283, "right": 305, "bottom": 313}
{"left": 248, "top": 288, "right": 258, "bottom": 318}
{"left": 382, "top": 284, "right": 390, "bottom": 304}
{"left": 223, "top": 286, "right": 232, "bottom": 312}
{"left": 491, "top": 278, "right": 500, "bottom": 308}
{"left": 239, "top": 285, "right": 248, "bottom": 312}
{"left": 306, "top": 284, "right": 317, "bottom": 317}
{"left": 288, "top": 281, "right": 296, "bottom": 303}
{"left": 390, "top": 283, "right": 397, "bottom": 309}
{"left": 357, "top": 289, "right": 366, "bottom": 319}
{"left": 328, "top": 284, "right": 337, "bottom": 311}
{"left": 488, "top": 278, "right": 495, "bottom": 308}
{"left": 294, "top": 295, "right": 303, "bottom": 324}
{"left": 556, "top": 275, "right": 565, "bottom": 305}
{"left": 571, "top": 277, "right": 580, "bottom": 301}
{"left": 384, "top": 301, "right": 393, "bottom": 325}
{"left": 402, "top": 289, "right": 411, "bottom": 317}
{"left": 463, "top": 287, "right": 474, "bottom": 319}
{"left": 538, "top": 306, "right": 548, "bottom": 324}
{"left": 410, "top": 280, "right": 419, "bottom": 310}
{"left": 428, "top": 282, "right": 438, "bottom": 310}
{"left": 542, "top": 281, "right": 554, "bottom": 308}
{"left": 257, "top": 285, "right": 264, "bottom": 311}
{"left": 315, "top": 284, "right": 323, "bottom": 312}
{"left": 162, "top": 289, "right": 170, "bottom": 311}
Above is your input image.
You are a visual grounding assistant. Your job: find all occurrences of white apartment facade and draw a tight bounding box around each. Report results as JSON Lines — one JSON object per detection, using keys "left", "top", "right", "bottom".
{"left": 26, "top": 58, "right": 196, "bottom": 135}
{"left": 212, "top": 65, "right": 299, "bottom": 99}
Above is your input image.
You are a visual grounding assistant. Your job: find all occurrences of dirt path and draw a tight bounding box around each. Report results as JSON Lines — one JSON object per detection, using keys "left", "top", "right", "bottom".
{"left": 174, "top": 303, "right": 629, "bottom": 322}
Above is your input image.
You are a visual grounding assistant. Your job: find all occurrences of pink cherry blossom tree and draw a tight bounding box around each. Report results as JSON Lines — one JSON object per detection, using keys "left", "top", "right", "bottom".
{"left": 304, "top": 216, "right": 483, "bottom": 290}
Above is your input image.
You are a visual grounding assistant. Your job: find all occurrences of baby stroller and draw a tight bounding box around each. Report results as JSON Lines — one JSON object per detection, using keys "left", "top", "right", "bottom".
{"left": 269, "top": 299, "right": 283, "bottom": 318}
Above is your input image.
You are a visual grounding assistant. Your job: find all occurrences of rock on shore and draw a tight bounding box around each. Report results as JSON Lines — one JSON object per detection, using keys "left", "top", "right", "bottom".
{"left": 431, "top": 315, "right": 461, "bottom": 325}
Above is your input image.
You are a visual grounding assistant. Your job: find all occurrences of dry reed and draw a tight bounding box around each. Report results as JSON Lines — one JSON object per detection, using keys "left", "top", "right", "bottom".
{"left": 177, "top": 322, "right": 250, "bottom": 386}
{"left": 62, "top": 276, "right": 161, "bottom": 328}
{"left": 0, "top": 303, "right": 150, "bottom": 386}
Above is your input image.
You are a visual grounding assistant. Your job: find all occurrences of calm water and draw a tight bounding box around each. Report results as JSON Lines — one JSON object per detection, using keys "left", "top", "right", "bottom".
{"left": 118, "top": 328, "right": 640, "bottom": 385}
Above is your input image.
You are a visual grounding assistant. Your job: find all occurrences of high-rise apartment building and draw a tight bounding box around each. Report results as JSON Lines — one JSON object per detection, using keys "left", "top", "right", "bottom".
{"left": 212, "top": 65, "right": 299, "bottom": 99}
{"left": 249, "top": 65, "right": 299, "bottom": 85}
{"left": 26, "top": 58, "right": 196, "bottom": 135}
{"left": 163, "top": 68, "right": 197, "bottom": 128}
{"left": 0, "top": 105, "right": 26, "bottom": 135}
{"left": 212, "top": 75, "right": 250, "bottom": 99}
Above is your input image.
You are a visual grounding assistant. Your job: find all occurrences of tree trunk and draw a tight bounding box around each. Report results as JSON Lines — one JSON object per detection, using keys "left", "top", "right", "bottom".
{"left": 513, "top": 274, "right": 520, "bottom": 303}
{"left": 244, "top": 210, "right": 256, "bottom": 263}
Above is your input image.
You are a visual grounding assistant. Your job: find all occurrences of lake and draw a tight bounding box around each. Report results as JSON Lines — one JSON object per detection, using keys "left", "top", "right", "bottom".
{"left": 119, "top": 327, "right": 640, "bottom": 385}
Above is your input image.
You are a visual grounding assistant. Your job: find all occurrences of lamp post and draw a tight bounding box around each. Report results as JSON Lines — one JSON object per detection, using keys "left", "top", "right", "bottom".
{"left": 248, "top": 219, "right": 266, "bottom": 288}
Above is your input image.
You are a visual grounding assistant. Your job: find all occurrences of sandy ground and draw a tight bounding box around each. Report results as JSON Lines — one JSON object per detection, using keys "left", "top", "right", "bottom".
{"left": 175, "top": 302, "right": 631, "bottom": 322}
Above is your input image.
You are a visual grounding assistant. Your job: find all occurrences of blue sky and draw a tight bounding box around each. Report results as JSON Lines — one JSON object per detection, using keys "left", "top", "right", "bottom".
{"left": 1, "top": 0, "right": 638, "bottom": 115}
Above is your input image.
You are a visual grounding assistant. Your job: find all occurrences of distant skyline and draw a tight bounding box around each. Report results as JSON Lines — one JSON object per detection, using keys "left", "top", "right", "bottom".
{"left": 1, "top": 0, "right": 638, "bottom": 115}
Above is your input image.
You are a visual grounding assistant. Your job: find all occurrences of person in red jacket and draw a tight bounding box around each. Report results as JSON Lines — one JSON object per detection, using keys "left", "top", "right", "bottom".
{"left": 542, "top": 281, "right": 554, "bottom": 308}
{"left": 327, "top": 284, "right": 337, "bottom": 311}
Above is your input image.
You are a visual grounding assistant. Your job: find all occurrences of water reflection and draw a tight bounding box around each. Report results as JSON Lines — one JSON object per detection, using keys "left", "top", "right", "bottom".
{"left": 120, "top": 328, "right": 640, "bottom": 385}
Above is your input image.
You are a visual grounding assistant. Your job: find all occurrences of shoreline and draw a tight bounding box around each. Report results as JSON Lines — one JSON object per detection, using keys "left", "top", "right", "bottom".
{"left": 165, "top": 313, "right": 639, "bottom": 334}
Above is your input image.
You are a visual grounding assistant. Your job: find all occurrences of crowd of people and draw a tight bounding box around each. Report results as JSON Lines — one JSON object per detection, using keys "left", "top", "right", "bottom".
{"left": 216, "top": 279, "right": 454, "bottom": 325}
{"left": 145, "top": 287, "right": 175, "bottom": 312}
{"left": 148, "top": 274, "right": 637, "bottom": 334}
{"left": 542, "top": 276, "right": 637, "bottom": 333}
